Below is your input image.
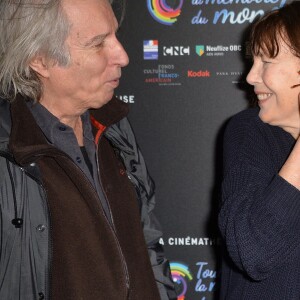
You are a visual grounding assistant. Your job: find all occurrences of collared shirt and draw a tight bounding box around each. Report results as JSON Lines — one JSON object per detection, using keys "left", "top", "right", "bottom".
{"left": 27, "top": 101, "right": 111, "bottom": 220}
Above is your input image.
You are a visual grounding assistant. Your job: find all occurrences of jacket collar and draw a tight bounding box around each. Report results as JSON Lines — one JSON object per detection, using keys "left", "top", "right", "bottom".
{"left": 8, "top": 94, "right": 128, "bottom": 166}
{"left": 89, "top": 96, "right": 129, "bottom": 127}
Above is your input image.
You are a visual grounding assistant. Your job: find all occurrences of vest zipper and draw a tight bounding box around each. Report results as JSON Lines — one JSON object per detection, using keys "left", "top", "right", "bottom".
{"left": 95, "top": 131, "right": 131, "bottom": 297}
{"left": 95, "top": 148, "right": 131, "bottom": 296}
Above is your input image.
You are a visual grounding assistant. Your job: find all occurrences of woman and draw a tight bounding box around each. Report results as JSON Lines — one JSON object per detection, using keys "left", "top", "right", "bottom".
{"left": 218, "top": 2, "right": 300, "bottom": 299}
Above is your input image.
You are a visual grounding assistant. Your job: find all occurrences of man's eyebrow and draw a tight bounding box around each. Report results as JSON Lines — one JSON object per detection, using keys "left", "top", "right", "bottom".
{"left": 83, "top": 34, "right": 108, "bottom": 47}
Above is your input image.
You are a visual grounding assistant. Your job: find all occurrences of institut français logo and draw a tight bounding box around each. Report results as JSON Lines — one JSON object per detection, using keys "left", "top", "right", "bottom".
{"left": 147, "top": 0, "right": 183, "bottom": 25}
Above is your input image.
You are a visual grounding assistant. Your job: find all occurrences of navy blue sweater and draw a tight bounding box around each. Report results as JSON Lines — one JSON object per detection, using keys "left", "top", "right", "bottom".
{"left": 219, "top": 108, "right": 300, "bottom": 299}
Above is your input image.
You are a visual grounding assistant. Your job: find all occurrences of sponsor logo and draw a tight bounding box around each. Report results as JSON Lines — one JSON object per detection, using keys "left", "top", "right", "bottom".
{"left": 143, "top": 40, "right": 159, "bottom": 60}
{"left": 196, "top": 44, "right": 242, "bottom": 57}
{"left": 187, "top": 70, "right": 210, "bottom": 77}
{"left": 206, "top": 45, "right": 241, "bottom": 51}
{"left": 215, "top": 70, "right": 245, "bottom": 83}
{"left": 144, "top": 64, "right": 182, "bottom": 86}
{"left": 216, "top": 71, "right": 243, "bottom": 76}
{"left": 195, "top": 45, "right": 205, "bottom": 56}
{"left": 147, "top": 0, "right": 183, "bottom": 26}
{"left": 170, "top": 262, "right": 193, "bottom": 300}
{"left": 163, "top": 46, "right": 190, "bottom": 56}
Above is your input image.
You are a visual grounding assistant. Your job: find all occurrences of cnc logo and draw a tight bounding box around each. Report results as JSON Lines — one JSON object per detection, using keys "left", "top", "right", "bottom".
{"left": 163, "top": 46, "right": 190, "bottom": 56}
{"left": 170, "top": 262, "right": 193, "bottom": 300}
{"left": 147, "top": 0, "right": 183, "bottom": 26}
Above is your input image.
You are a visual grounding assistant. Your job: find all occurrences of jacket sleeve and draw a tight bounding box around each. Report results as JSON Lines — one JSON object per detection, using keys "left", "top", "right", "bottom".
{"left": 218, "top": 113, "right": 300, "bottom": 281}
{"left": 105, "top": 117, "right": 177, "bottom": 299}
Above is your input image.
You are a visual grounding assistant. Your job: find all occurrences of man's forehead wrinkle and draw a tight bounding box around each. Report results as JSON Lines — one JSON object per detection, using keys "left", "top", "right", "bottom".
{"left": 69, "top": 29, "right": 107, "bottom": 48}
{"left": 63, "top": 0, "right": 118, "bottom": 49}
{"left": 84, "top": 34, "right": 108, "bottom": 47}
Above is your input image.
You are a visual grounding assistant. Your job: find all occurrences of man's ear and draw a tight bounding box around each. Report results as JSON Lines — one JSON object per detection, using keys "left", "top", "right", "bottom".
{"left": 29, "top": 55, "right": 50, "bottom": 78}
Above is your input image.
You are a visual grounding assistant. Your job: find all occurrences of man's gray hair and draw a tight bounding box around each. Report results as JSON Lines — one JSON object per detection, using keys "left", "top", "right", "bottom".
{"left": 0, "top": 0, "right": 71, "bottom": 102}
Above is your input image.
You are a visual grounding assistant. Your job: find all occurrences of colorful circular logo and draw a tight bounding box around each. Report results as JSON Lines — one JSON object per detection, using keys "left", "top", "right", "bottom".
{"left": 170, "top": 262, "right": 193, "bottom": 299}
{"left": 147, "top": 0, "right": 183, "bottom": 26}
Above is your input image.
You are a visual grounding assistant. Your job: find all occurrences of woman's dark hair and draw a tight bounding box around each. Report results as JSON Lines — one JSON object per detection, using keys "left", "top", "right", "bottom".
{"left": 250, "top": 1, "right": 300, "bottom": 58}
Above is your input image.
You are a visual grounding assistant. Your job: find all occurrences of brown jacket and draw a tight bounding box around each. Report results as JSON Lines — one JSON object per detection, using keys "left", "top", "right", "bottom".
{"left": 9, "top": 95, "right": 160, "bottom": 300}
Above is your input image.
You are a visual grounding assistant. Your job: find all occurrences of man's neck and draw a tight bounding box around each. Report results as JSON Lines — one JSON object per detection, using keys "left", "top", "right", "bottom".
{"left": 39, "top": 98, "right": 85, "bottom": 146}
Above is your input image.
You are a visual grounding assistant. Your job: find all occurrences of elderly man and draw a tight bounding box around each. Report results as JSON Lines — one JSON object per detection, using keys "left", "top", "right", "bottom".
{"left": 0, "top": 0, "right": 176, "bottom": 299}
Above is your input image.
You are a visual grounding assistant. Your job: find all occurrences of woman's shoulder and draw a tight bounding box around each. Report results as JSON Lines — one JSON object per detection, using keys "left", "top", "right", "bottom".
{"left": 222, "top": 107, "right": 278, "bottom": 166}
{"left": 226, "top": 107, "right": 292, "bottom": 143}
{"left": 228, "top": 107, "right": 260, "bottom": 129}
{"left": 224, "top": 107, "right": 262, "bottom": 142}
{"left": 223, "top": 107, "right": 294, "bottom": 168}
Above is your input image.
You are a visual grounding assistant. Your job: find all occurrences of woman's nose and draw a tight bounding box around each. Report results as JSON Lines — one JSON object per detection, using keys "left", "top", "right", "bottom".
{"left": 246, "top": 59, "right": 262, "bottom": 86}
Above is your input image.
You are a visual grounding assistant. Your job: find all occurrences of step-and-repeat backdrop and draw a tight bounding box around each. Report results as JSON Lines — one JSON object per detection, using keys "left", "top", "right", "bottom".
{"left": 115, "top": 0, "right": 291, "bottom": 299}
